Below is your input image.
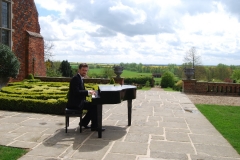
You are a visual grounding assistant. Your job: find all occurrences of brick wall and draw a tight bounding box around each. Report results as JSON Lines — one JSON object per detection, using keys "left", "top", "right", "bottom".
{"left": 11, "top": 0, "right": 45, "bottom": 81}
{"left": 183, "top": 80, "right": 240, "bottom": 96}
{"left": 182, "top": 80, "right": 197, "bottom": 93}
{"left": 26, "top": 31, "right": 45, "bottom": 77}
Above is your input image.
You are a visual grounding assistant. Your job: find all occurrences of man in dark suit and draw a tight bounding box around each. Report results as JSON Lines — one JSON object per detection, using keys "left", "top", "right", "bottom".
{"left": 66, "top": 63, "right": 104, "bottom": 131}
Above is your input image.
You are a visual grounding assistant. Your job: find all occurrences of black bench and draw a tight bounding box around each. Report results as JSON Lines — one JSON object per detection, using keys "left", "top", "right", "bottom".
{"left": 65, "top": 108, "right": 86, "bottom": 133}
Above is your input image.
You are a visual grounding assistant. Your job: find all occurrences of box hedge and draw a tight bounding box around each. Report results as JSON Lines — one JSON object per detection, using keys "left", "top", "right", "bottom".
{"left": 0, "top": 81, "right": 98, "bottom": 115}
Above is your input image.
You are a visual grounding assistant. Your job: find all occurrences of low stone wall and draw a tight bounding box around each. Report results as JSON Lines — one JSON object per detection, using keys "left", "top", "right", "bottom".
{"left": 183, "top": 80, "right": 240, "bottom": 96}
{"left": 34, "top": 76, "right": 124, "bottom": 85}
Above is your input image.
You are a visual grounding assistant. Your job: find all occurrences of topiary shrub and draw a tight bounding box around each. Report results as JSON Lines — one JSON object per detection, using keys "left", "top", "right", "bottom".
{"left": 145, "top": 80, "right": 150, "bottom": 87}
{"left": 109, "top": 78, "right": 115, "bottom": 84}
{"left": 160, "top": 71, "right": 175, "bottom": 88}
{"left": 27, "top": 74, "right": 34, "bottom": 80}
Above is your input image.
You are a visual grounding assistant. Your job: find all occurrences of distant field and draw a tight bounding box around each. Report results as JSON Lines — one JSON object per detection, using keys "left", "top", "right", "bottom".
{"left": 71, "top": 64, "right": 78, "bottom": 69}
{"left": 121, "top": 70, "right": 151, "bottom": 77}
{"left": 70, "top": 63, "right": 114, "bottom": 69}
{"left": 88, "top": 68, "right": 104, "bottom": 74}
{"left": 87, "top": 68, "right": 152, "bottom": 78}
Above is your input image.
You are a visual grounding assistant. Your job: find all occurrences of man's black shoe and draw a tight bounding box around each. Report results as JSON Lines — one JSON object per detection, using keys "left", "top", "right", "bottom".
{"left": 91, "top": 128, "right": 105, "bottom": 131}
{"left": 83, "top": 125, "right": 91, "bottom": 129}
{"left": 79, "top": 122, "right": 91, "bottom": 129}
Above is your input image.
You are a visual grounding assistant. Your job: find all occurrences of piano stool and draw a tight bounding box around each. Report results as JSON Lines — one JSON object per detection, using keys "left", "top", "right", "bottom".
{"left": 65, "top": 108, "right": 87, "bottom": 133}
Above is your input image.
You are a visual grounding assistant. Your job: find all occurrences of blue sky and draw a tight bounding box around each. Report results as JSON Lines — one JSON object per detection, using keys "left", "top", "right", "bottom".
{"left": 36, "top": 7, "right": 59, "bottom": 17}
{"left": 35, "top": 0, "right": 240, "bottom": 65}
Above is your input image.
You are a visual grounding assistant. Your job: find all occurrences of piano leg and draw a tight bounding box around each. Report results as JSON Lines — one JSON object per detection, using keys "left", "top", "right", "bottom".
{"left": 97, "top": 104, "right": 102, "bottom": 138}
{"left": 127, "top": 99, "right": 132, "bottom": 126}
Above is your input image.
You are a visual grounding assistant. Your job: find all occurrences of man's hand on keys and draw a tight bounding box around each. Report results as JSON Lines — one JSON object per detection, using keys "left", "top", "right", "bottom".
{"left": 89, "top": 90, "right": 96, "bottom": 97}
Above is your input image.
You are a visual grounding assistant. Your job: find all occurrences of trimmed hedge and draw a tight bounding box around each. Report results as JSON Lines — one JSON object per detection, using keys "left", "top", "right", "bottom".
{"left": 0, "top": 96, "right": 66, "bottom": 115}
{"left": 0, "top": 81, "right": 99, "bottom": 115}
{"left": 124, "top": 76, "right": 154, "bottom": 87}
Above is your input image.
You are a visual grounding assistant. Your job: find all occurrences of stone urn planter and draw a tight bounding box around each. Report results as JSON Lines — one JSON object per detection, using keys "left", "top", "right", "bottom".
{"left": 184, "top": 68, "right": 195, "bottom": 80}
{"left": 113, "top": 65, "right": 124, "bottom": 78}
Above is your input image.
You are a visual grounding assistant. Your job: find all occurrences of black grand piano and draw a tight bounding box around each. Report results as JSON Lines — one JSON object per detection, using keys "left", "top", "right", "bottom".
{"left": 92, "top": 85, "right": 137, "bottom": 138}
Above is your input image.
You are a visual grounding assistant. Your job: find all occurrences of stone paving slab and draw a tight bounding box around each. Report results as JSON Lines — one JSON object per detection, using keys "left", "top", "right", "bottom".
{"left": 1, "top": 90, "right": 240, "bottom": 160}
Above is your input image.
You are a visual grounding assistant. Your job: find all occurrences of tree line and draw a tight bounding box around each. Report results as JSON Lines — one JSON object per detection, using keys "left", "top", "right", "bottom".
{"left": 44, "top": 42, "right": 240, "bottom": 83}
{"left": 119, "top": 62, "right": 240, "bottom": 82}
{"left": 45, "top": 59, "right": 240, "bottom": 83}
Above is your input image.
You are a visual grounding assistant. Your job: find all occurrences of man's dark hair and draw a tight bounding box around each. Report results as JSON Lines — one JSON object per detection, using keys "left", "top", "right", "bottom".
{"left": 79, "top": 63, "right": 88, "bottom": 69}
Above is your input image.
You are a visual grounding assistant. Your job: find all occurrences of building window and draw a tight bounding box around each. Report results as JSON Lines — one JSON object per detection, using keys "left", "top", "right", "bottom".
{"left": 2, "top": 1, "right": 9, "bottom": 28}
{"left": 0, "top": 0, "right": 11, "bottom": 47}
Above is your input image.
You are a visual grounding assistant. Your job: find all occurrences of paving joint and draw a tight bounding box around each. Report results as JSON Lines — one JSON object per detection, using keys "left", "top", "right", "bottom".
{"left": 0, "top": 89, "right": 239, "bottom": 160}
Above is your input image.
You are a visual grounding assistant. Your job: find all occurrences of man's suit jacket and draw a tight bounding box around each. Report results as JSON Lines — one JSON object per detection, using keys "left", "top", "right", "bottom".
{"left": 66, "top": 74, "right": 88, "bottom": 109}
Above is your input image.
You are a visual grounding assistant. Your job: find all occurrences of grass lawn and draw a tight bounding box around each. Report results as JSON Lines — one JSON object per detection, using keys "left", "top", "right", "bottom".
{"left": 0, "top": 145, "right": 28, "bottom": 160}
{"left": 196, "top": 104, "right": 240, "bottom": 154}
{"left": 121, "top": 70, "right": 151, "bottom": 78}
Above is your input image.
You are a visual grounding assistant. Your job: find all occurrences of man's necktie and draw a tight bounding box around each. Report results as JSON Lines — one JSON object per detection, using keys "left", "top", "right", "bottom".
{"left": 81, "top": 78, "right": 85, "bottom": 89}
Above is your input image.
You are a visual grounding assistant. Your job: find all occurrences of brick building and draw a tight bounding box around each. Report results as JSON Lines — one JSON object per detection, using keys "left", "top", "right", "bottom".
{"left": 0, "top": 0, "right": 45, "bottom": 81}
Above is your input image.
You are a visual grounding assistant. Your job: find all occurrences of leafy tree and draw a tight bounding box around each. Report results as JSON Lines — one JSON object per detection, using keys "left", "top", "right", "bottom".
{"left": 59, "top": 60, "right": 73, "bottom": 77}
{"left": 206, "top": 66, "right": 215, "bottom": 82}
{"left": 0, "top": 44, "right": 20, "bottom": 79}
{"left": 44, "top": 40, "right": 55, "bottom": 61}
{"left": 160, "top": 71, "right": 175, "bottom": 88}
{"left": 167, "top": 64, "right": 178, "bottom": 74}
{"left": 102, "top": 66, "right": 115, "bottom": 78}
{"left": 215, "top": 63, "right": 231, "bottom": 81}
{"left": 45, "top": 60, "right": 62, "bottom": 77}
{"left": 137, "top": 63, "right": 143, "bottom": 73}
{"left": 183, "top": 47, "right": 201, "bottom": 79}
{"left": 231, "top": 69, "right": 240, "bottom": 81}
{"left": 194, "top": 65, "right": 207, "bottom": 81}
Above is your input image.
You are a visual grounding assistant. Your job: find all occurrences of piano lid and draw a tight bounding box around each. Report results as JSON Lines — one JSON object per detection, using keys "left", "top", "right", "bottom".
{"left": 98, "top": 85, "right": 136, "bottom": 91}
{"left": 91, "top": 84, "right": 137, "bottom": 104}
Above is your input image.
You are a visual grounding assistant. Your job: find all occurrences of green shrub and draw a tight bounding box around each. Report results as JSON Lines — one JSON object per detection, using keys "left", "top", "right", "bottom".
{"left": 161, "top": 71, "right": 175, "bottom": 88}
{"left": 173, "top": 80, "right": 183, "bottom": 91}
{"left": 109, "top": 78, "right": 115, "bottom": 84}
{"left": 137, "top": 84, "right": 142, "bottom": 89}
{"left": 0, "top": 44, "right": 20, "bottom": 78}
{"left": 27, "top": 74, "right": 34, "bottom": 79}
{"left": 145, "top": 80, "right": 150, "bottom": 87}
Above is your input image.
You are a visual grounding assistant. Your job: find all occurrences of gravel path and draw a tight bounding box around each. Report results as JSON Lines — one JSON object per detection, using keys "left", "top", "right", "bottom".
{"left": 150, "top": 87, "right": 240, "bottom": 106}
{"left": 185, "top": 94, "right": 240, "bottom": 106}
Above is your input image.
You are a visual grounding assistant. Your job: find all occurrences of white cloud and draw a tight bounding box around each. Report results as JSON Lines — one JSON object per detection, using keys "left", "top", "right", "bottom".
{"left": 35, "top": 0, "right": 240, "bottom": 65}
{"left": 109, "top": 2, "right": 147, "bottom": 25}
